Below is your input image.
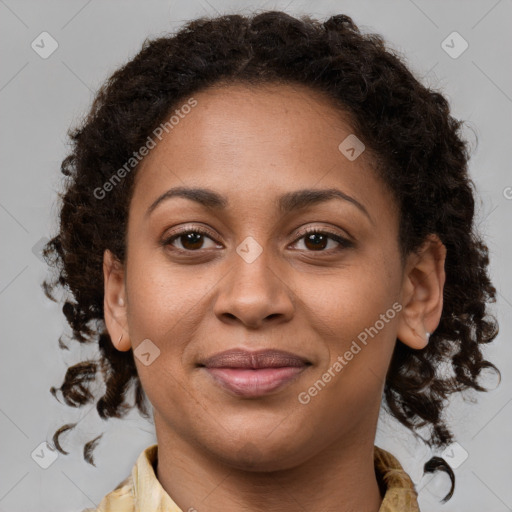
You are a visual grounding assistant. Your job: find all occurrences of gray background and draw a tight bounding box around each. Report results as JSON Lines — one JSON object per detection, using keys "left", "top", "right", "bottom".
{"left": 1, "top": 0, "right": 511, "bottom": 511}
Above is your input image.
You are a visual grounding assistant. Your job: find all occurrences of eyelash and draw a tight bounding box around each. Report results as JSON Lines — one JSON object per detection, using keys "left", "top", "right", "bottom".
{"left": 161, "top": 226, "right": 353, "bottom": 254}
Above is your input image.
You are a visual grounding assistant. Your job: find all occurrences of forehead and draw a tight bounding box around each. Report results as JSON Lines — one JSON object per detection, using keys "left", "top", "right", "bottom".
{"left": 129, "top": 82, "right": 398, "bottom": 226}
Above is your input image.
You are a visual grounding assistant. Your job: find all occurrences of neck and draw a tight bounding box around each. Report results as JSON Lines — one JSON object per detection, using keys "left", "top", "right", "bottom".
{"left": 153, "top": 415, "right": 383, "bottom": 512}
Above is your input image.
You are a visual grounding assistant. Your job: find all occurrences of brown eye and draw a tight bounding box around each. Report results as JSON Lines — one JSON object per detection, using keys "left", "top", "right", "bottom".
{"left": 292, "top": 229, "right": 352, "bottom": 252}
{"left": 162, "top": 229, "right": 219, "bottom": 251}
{"left": 303, "top": 232, "right": 329, "bottom": 251}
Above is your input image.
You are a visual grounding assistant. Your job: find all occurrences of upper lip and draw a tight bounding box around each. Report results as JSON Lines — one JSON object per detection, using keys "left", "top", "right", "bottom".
{"left": 199, "top": 349, "right": 311, "bottom": 369}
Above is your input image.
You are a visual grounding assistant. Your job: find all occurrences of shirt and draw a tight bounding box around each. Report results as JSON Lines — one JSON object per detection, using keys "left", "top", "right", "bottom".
{"left": 83, "top": 444, "right": 420, "bottom": 511}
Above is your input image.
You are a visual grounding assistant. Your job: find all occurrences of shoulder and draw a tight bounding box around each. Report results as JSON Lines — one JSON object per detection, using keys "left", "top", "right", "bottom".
{"left": 80, "top": 474, "right": 135, "bottom": 512}
{"left": 78, "top": 444, "right": 158, "bottom": 512}
{"left": 374, "top": 446, "right": 420, "bottom": 512}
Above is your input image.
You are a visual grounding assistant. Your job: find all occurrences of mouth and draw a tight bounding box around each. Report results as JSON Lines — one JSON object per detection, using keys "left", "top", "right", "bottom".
{"left": 198, "top": 348, "right": 312, "bottom": 398}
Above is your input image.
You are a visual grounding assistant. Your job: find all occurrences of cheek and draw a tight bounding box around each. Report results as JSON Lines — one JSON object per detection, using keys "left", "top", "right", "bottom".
{"left": 124, "top": 250, "right": 217, "bottom": 393}
{"left": 301, "top": 255, "right": 398, "bottom": 340}
{"left": 124, "top": 267, "right": 193, "bottom": 412}
{"left": 125, "top": 246, "right": 209, "bottom": 341}
{"left": 125, "top": 273, "right": 177, "bottom": 343}
{"left": 298, "top": 252, "right": 400, "bottom": 391}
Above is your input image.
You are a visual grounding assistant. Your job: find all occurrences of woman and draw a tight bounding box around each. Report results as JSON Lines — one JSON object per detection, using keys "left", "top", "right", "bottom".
{"left": 43, "top": 10, "right": 499, "bottom": 511}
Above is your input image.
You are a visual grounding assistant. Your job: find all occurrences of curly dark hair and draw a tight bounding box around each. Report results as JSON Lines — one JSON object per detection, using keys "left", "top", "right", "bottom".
{"left": 42, "top": 10, "right": 499, "bottom": 502}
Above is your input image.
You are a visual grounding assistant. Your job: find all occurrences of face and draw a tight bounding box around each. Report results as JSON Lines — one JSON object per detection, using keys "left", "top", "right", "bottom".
{"left": 103, "top": 82, "right": 442, "bottom": 471}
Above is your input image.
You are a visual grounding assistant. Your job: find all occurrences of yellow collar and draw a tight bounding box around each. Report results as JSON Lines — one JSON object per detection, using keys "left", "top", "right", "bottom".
{"left": 87, "top": 443, "right": 419, "bottom": 511}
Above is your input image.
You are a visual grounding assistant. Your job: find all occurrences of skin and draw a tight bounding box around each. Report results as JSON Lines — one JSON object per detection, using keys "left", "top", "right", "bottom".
{"left": 103, "top": 82, "right": 446, "bottom": 512}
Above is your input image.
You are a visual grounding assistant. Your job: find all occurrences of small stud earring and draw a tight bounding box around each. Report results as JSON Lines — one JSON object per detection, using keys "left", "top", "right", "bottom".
{"left": 118, "top": 298, "right": 125, "bottom": 306}
{"left": 117, "top": 333, "right": 123, "bottom": 346}
{"left": 426, "top": 332, "right": 431, "bottom": 342}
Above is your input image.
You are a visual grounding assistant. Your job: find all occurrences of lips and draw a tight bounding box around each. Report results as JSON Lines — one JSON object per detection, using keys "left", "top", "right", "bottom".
{"left": 199, "top": 349, "right": 311, "bottom": 398}
{"left": 200, "top": 348, "right": 310, "bottom": 369}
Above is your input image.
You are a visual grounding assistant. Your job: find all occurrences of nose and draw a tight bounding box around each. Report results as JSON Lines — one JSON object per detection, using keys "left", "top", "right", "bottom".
{"left": 213, "top": 247, "right": 295, "bottom": 329}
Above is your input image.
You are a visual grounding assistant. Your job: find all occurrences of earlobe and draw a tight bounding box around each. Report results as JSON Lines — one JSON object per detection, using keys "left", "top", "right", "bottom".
{"left": 103, "top": 249, "right": 131, "bottom": 352}
{"left": 397, "top": 322, "right": 431, "bottom": 350}
{"left": 396, "top": 234, "right": 446, "bottom": 351}
{"left": 114, "top": 332, "right": 129, "bottom": 351}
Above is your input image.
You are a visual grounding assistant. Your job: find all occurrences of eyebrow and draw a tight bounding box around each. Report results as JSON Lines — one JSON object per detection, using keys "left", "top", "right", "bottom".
{"left": 145, "top": 186, "right": 373, "bottom": 224}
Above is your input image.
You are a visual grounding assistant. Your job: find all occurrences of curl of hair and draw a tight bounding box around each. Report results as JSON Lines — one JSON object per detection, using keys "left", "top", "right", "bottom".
{"left": 43, "top": 11, "right": 499, "bottom": 501}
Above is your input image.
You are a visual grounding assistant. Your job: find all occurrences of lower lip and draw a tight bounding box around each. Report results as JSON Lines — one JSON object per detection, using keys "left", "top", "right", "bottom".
{"left": 204, "top": 366, "right": 308, "bottom": 397}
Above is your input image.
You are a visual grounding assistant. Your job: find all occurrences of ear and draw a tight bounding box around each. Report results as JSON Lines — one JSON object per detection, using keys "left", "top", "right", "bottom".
{"left": 103, "top": 249, "right": 131, "bottom": 352}
{"left": 396, "top": 234, "right": 446, "bottom": 350}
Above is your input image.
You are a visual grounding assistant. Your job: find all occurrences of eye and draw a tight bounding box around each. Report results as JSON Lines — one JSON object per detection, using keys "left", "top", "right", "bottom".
{"left": 162, "top": 226, "right": 353, "bottom": 253}
{"left": 291, "top": 228, "right": 352, "bottom": 252}
{"left": 162, "top": 228, "right": 220, "bottom": 251}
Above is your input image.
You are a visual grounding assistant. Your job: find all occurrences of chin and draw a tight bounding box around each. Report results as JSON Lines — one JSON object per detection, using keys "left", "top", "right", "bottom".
{"left": 203, "top": 434, "right": 313, "bottom": 472}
